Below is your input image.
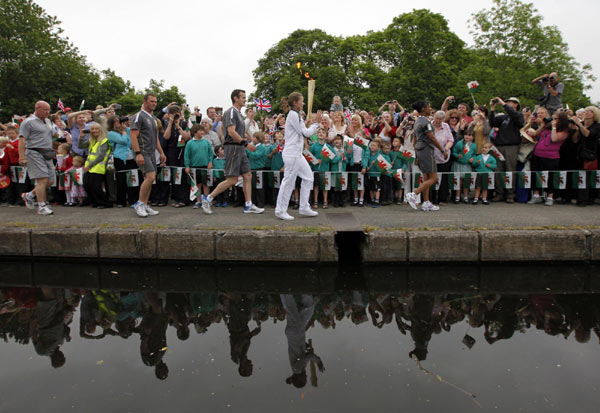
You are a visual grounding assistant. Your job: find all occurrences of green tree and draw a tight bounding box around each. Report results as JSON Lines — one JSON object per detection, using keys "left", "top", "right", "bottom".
{"left": 0, "top": 0, "right": 99, "bottom": 119}
{"left": 468, "top": 0, "right": 593, "bottom": 109}
{"left": 144, "top": 79, "right": 187, "bottom": 114}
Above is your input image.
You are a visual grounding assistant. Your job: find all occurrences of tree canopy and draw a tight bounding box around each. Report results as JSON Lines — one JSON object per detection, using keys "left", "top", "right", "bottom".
{"left": 0, "top": 0, "right": 185, "bottom": 121}
{"left": 252, "top": 1, "right": 593, "bottom": 112}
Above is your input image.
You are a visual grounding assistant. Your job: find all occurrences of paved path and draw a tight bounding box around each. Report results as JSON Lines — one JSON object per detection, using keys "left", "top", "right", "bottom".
{"left": 2, "top": 201, "right": 598, "bottom": 231}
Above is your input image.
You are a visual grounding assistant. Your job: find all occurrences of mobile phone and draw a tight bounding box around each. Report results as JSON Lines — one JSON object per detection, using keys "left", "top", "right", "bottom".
{"left": 113, "top": 103, "right": 122, "bottom": 110}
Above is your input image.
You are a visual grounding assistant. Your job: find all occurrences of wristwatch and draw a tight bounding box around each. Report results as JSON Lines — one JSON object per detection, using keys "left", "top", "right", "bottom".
{"left": 135, "top": 151, "right": 141, "bottom": 156}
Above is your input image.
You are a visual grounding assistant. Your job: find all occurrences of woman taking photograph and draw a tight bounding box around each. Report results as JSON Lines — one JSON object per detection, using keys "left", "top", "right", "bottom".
{"left": 79, "top": 122, "right": 113, "bottom": 208}
{"left": 107, "top": 116, "right": 138, "bottom": 208}
{"left": 528, "top": 111, "right": 570, "bottom": 206}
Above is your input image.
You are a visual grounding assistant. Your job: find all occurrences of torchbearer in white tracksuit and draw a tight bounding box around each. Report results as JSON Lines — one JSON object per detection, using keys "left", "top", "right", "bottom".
{"left": 275, "top": 92, "right": 322, "bottom": 221}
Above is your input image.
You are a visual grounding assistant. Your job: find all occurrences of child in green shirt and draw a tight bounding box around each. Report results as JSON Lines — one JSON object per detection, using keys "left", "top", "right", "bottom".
{"left": 212, "top": 145, "right": 228, "bottom": 207}
{"left": 184, "top": 124, "right": 213, "bottom": 207}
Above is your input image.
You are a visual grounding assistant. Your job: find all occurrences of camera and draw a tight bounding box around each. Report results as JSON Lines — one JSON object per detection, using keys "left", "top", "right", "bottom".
{"left": 113, "top": 103, "right": 122, "bottom": 110}
{"left": 449, "top": 98, "right": 455, "bottom": 103}
{"left": 492, "top": 98, "right": 500, "bottom": 104}
{"left": 542, "top": 76, "right": 549, "bottom": 83}
{"left": 543, "top": 117, "right": 552, "bottom": 124}
{"left": 569, "top": 119, "right": 576, "bottom": 124}
{"left": 174, "top": 114, "right": 180, "bottom": 120}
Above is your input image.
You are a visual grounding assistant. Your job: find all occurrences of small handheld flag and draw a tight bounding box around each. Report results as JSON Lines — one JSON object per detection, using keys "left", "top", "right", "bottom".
{"left": 254, "top": 98, "right": 272, "bottom": 112}
{"left": 57, "top": 98, "right": 65, "bottom": 112}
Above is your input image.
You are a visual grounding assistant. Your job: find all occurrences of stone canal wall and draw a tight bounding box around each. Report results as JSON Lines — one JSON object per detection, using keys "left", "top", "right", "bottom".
{"left": 1, "top": 227, "right": 599, "bottom": 263}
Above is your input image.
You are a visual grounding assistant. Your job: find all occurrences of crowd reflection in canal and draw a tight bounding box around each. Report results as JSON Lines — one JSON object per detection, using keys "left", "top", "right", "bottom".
{"left": 2, "top": 287, "right": 600, "bottom": 384}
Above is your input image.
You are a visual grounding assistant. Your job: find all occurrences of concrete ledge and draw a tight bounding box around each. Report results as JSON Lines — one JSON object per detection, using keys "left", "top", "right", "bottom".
{"left": 481, "top": 230, "right": 589, "bottom": 262}
{"left": 319, "top": 232, "right": 338, "bottom": 263}
{"left": 215, "top": 230, "right": 318, "bottom": 262}
{"left": 0, "top": 228, "right": 31, "bottom": 256}
{"left": 1, "top": 227, "right": 597, "bottom": 262}
{"left": 364, "top": 231, "right": 407, "bottom": 262}
{"left": 408, "top": 231, "right": 479, "bottom": 262}
{"left": 31, "top": 228, "right": 98, "bottom": 258}
{"left": 157, "top": 230, "right": 214, "bottom": 261}
{"left": 591, "top": 230, "right": 600, "bottom": 262}
{"left": 98, "top": 229, "right": 143, "bottom": 259}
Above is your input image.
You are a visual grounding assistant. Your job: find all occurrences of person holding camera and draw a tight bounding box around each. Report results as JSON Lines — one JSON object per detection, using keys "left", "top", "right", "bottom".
{"left": 569, "top": 106, "right": 600, "bottom": 206}
{"left": 532, "top": 73, "right": 564, "bottom": 115}
{"left": 160, "top": 104, "right": 191, "bottom": 208}
{"left": 528, "top": 111, "right": 570, "bottom": 206}
{"left": 489, "top": 97, "right": 524, "bottom": 203}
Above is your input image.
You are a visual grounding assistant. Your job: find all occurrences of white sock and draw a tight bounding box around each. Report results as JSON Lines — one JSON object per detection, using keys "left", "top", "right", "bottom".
{"left": 245, "top": 201, "right": 252, "bottom": 207}
{"left": 207, "top": 195, "right": 213, "bottom": 202}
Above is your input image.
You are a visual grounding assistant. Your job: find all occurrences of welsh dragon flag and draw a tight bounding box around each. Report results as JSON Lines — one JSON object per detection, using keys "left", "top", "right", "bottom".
{"left": 552, "top": 171, "right": 567, "bottom": 190}
{"left": 517, "top": 171, "right": 531, "bottom": 189}
{"left": 498, "top": 172, "right": 512, "bottom": 189}
{"left": 535, "top": 171, "right": 548, "bottom": 189}
{"left": 392, "top": 169, "right": 404, "bottom": 183}
{"left": 303, "top": 149, "right": 320, "bottom": 166}
{"left": 321, "top": 145, "right": 336, "bottom": 163}
{"left": 173, "top": 168, "right": 183, "bottom": 185}
{"left": 397, "top": 146, "right": 415, "bottom": 164}
{"left": 11, "top": 116, "right": 23, "bottom": 127}
{"left": 413, "top": 172, "right": 424, "bottom": 188}
{"left": 374, "top": 154, "right": 392, "bottom": 174}
{"left": 188, "top": 173, "right": 200, "bottom": 201}
{"left": 273, "top": 171, "right": 281, "bottom": 189}
{"left": 125, "top": 169, "right": 139, "bottom": 187}
{"left": 71, "top": 168, "right": 84, "bottom": 186}
{"left": 350, "top": 172, "right": 364, "bottom": 190}
{"left": 59, "top": 171, "right": 71, "bottom": 188}
{"left": 334, "top": 172, "right": 348, "bottom": 190}
{"left": 450, "top": 173, "right": 460, "bottom": 190}
{"left": 490, "top": 145, "right": 505, "bottom": 162}
{"left": 572, "top": 171, "right": 586, "bottom": 189}
{"left": 343, "top": 136, "right": 354, "bottom": 150}
{"left": 353, "top": 135, "right": 369, "bottom": 150}
{"left": 467, "top": 81, "right": 481, "bottom": 93}
{"left": 590, "top": 171, "right": 600, "bottom": 189}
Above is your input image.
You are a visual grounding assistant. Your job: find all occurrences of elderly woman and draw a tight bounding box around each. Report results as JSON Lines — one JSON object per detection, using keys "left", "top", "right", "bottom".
{"left": 570, "top": 106, "right": 600, "bottom": 206}
{"left": 430, "top": 110, "right": 454, "bottom": 205}
{"left": 79, "top": 122, "right": 113, "bottom": 208}
{"left": 200, "top": 118, "right": 221, "bottom": 149}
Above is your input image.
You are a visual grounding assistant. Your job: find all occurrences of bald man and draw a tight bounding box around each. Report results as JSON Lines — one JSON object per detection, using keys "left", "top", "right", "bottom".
{"left": 19, "top": 100, "right": 55, "bottom": 215}
{"left": 532, "top": 72, "right": 564, "bottom": 114}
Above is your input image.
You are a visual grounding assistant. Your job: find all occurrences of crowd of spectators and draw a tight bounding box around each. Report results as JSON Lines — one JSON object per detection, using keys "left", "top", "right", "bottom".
{"left": 1, "top": 72, "right": 598, "bottom": 215}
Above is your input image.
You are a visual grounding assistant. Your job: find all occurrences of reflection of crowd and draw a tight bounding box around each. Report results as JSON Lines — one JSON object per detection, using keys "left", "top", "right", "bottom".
{"left": 2, "top": 287, "right": 600, "bottom": 383}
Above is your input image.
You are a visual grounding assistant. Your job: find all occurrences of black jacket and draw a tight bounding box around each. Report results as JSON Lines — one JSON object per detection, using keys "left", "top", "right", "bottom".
{"left": 489, "top": 104, "right": 524, "bottom": 146}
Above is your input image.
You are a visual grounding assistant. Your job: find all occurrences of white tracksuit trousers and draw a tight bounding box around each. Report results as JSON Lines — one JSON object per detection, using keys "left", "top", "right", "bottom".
{"left": 275, "top": 154, "right": 314, "bottom": 214}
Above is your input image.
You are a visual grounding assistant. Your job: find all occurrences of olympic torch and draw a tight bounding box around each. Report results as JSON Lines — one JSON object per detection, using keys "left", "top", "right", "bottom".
{"left": 297, "top": 62, "right": 315, "bottom": 122}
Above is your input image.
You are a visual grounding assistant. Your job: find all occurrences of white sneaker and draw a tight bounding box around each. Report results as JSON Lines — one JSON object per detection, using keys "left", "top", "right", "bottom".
{"left": 275, "top": 211, "right": 295, "bottom": 221}
{"left": 201, "top": 195, "right": 212, "bottom": 215}
{"left": 134, "top": 202, "right": 148, "bottom": 218}
{"left": 298, "top": 208, "right": 318, "bottom": 217}
{"left": 406, "top": 192, "right": 418, "bottom": 210}
{"left": 37, "top": 205, "right": 53, "bottom": 215}
{"left": 244, "top": 204, "right": 264, "bottom": 214}
{"left": 421, "top": 201, "right": 440, "bottom": 211}
{"left": 145, "top": 205, "right": 159, "bottom": 216}
{"left": 22, "top": 192, "right": 35, "bottom": 209}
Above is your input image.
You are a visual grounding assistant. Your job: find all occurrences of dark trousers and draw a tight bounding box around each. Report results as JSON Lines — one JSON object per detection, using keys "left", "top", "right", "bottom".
{"left": 115, "top": 158, "right": 140, "bottom": 206}
{"left": 431, "top": 159, "right": 451, "bottom": 204}
{"left": 382, "top": 175, "right": 393, "bottom": 202}
{"left": 6, "top": 180, "right": 30, "bottom": 205}
{"left": 252, "top": 170, "right": 265, "bottom": 208}
{"left": 83, "top": 172, "right": 112, "bottom": 207}
{"left": 213, "top": 178, "right": 228, "bottom": 204}
{"left": 167, "top": 148, "right": 188, "bottom": 204}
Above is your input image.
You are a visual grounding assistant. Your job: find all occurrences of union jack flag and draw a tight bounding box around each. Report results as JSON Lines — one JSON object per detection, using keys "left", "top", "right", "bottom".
{"left": 57, "top": 98, "right": 65, "bottom": 112}
{"left": 344, "top": 109, "right": 352, "bottom": 123}
{"left": 254, "top": 98, "right": 272, "bottom": 112}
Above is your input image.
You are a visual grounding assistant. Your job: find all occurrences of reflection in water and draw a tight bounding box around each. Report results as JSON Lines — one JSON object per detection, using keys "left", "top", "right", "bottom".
{"left": 2, "top": 285, "right": 600, "bottom": 385}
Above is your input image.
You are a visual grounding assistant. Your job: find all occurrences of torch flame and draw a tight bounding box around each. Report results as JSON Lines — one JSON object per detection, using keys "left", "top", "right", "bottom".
{"left": 296, "top": 62, "right": 302, "bottom": 69}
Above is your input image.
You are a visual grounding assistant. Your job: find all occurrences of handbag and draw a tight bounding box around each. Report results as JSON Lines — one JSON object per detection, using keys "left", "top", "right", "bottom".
{"left": 577, "top": 146, "right": 597, "bottom": 162}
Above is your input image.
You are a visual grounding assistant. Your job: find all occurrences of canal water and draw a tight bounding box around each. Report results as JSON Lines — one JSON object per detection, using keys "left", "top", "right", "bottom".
{"left": 1, "top": 262, "right": 599, "bottom": 412}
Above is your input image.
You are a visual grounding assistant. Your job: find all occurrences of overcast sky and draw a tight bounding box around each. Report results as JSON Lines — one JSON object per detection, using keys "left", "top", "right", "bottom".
{"left": 36, "top": 0, "right": 599, "bottom": 112}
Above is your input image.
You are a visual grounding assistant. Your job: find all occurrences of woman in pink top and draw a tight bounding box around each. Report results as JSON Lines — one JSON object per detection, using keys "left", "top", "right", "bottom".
{"left": 431, "top": 110, "right": 454, "bottom": 204}
{"left": 529, "top": 111, "right": 570, "bottom": 205}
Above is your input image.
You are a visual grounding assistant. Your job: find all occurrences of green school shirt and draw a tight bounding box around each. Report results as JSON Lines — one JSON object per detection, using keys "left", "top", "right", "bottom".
{"left": 246, "top": 143, "right": 267, "bottom": 170}
{"left": 184, "top": 138, "right": 214, "bottom": 168}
